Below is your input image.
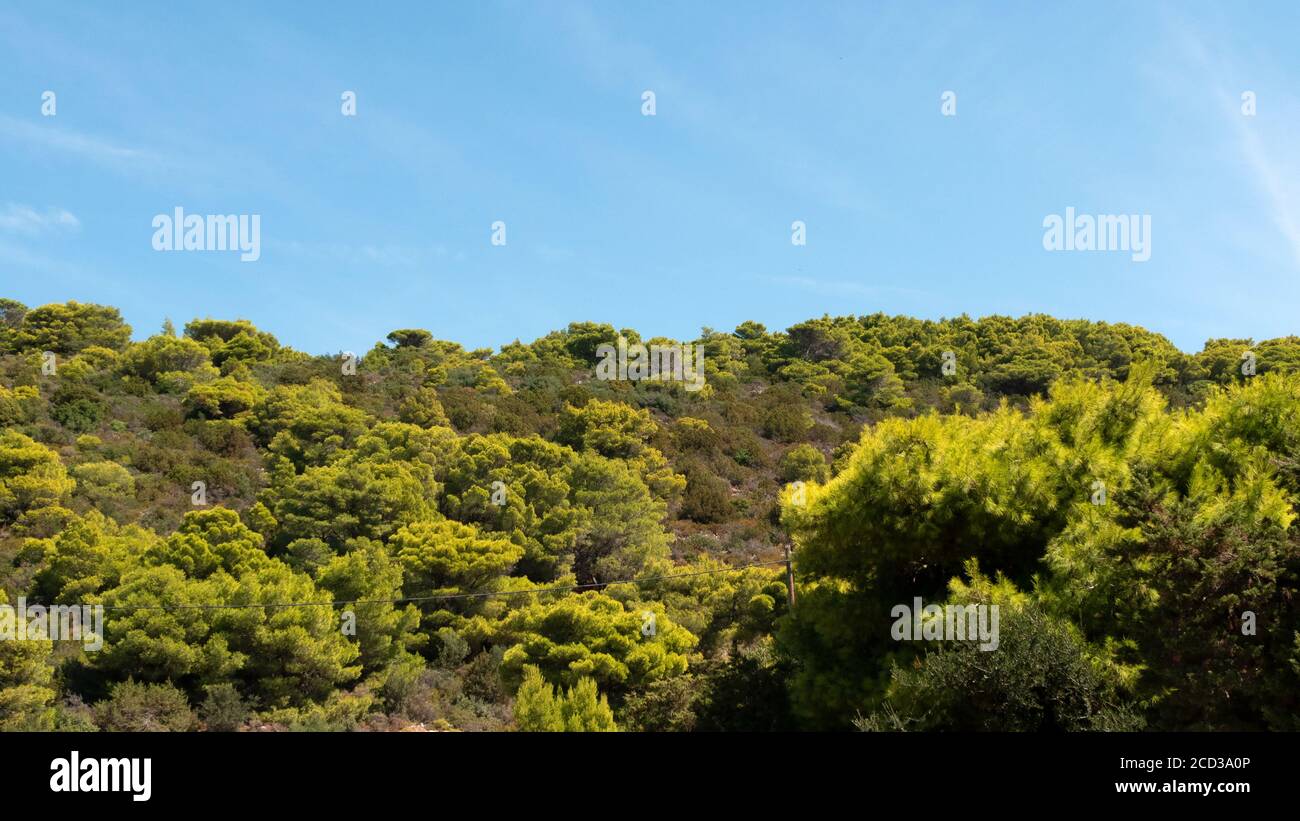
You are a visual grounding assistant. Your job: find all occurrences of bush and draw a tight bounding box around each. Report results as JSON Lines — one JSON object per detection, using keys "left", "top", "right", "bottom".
{"left": 762, "top": 405, "right": 812, "bottom": 442}
{"left": 72, "top": 461, "right": 136, "bottom": 508}
{"left": 200, "top": 683, "right": 249, "bottom": 731}
{"left": 398, "top": 386, "right": 450, "bottom": 429}
{"left": 186, "top": 377, "right": 258, "bottom": 419}
{"left": 680, "top": 469, "right": 731, "bottom": 523}
{"left": 513, "top": 665, "right": 617, "bottom": 732}
{"left": 858, "top": 604, "right": 1142, "bottom": 732}
{"left": 50, "top": 383, "right": 106, "bottom": 432}
{"left": 778, "top": 444, "right": 829, "bottom": 483}
{"left": 94, "top": 680, "right": 197, "bottom": 732}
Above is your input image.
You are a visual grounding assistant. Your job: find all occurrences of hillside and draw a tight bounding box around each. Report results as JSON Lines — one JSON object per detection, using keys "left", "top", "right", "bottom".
{"left": 1, "top": 297, "right": 1298, "bottom": 731}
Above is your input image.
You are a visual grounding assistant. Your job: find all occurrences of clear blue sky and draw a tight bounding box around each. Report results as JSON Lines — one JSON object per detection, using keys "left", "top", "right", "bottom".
{"left": 2, "top": 0, "right": 1298, "bottom": 354}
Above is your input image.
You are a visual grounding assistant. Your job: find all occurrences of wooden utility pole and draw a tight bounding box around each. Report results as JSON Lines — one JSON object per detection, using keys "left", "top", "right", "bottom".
{"left": 783, "top": 543, "right": 797, "bottom": 607}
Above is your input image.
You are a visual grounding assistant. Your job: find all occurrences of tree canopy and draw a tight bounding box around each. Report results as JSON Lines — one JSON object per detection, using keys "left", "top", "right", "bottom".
{"left": 3, "top": 298, "right": 1299, "bottom": 731}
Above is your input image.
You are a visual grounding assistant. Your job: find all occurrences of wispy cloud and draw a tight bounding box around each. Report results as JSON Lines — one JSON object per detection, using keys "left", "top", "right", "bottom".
{"left": 1168, "top": 20, "right": 1300, "bottom": 271}
{"left": 1226, "top": 100, "right": 1300, "bottom": 270}
{"left": 270, "top": 239, "right": 449, "bottom": 268}
{"left": 534, "top": 244, "right": 575, "bottom": 262}
{"left": 0, "top": 202, "right": 79, "bottom": 233}
{"left": 0, "top": 115, "right": 161, "bottom": 171}
{"left": 0, "top": 203, "right": 80, "bottom": 235}
{"left": 0, "top": 204, "right": 87, "bottom": 282}
{"left": 765, "top": 274, "right": 932, "bottom": 299}
{"left": 0, "top": 238, "right": 94, "bottom": 281}
{"left": 548, "top": 4, "right": 874, "bottom": 215}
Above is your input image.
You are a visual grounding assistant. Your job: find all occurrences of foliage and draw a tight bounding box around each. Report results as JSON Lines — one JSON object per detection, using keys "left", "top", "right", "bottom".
{"left": 513, "top": 664, "right": 617, "bottom": 732}
{"left": 4, "top": 299, "right": 1300, "bottom": 731}
{"left": 94, "top": 679, "right": 197, "bottom": 732}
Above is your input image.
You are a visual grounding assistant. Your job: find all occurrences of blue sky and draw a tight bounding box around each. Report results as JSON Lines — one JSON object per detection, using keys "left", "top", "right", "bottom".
{"left": 1, "top": 0, "right": 1298, "bottom": 354}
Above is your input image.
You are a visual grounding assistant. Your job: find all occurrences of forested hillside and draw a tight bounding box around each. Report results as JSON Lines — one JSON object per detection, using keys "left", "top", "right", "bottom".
{"left": 2, "top": 297, "right": 1298, "bottom": 731}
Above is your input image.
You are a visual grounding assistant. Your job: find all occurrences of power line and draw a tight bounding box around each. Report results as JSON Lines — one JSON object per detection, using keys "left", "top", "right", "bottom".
{"left": 80, "top": 559, "right": 790, "bottom": 612}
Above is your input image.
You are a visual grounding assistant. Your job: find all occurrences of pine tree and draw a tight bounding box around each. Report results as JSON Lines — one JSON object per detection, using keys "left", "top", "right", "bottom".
{"left": 513, "top": 665, "right": 563, "bottom": 731}
{"left": 560, "top": 677, "right": 617, "bottom": 732}
{"left": 514, "top": 666, "right": 617, "bottom": 732}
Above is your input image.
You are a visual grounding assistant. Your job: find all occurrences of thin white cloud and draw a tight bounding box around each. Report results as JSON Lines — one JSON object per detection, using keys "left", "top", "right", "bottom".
{"left": 269, "top": 239, "right": 448, "bottom": 268}
{"left": 0, "top": 203, "right": 80, "bottom": 235}
{"left": 1169, "top": 20, "right": 1300, "bottom": 271}
{"left": 0, "top": 238, "right": 54, "bottom": 267}
{"left": 534, "top": 244, "right": 575, "bottom": 262}
{"left": 0, "top": 238, "right": 94, "bottom": 281}
{"left": 1227, "top": 101, "right": 1300, "bottom": 270}
{"left": 548, "top": 4, "right": 874, "bottom": 215}
{"left": 765, "top": 274, "right": 932, "bottom": 299}
{"left": 0, "top": 114, "right": 159, "bottom": 170}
